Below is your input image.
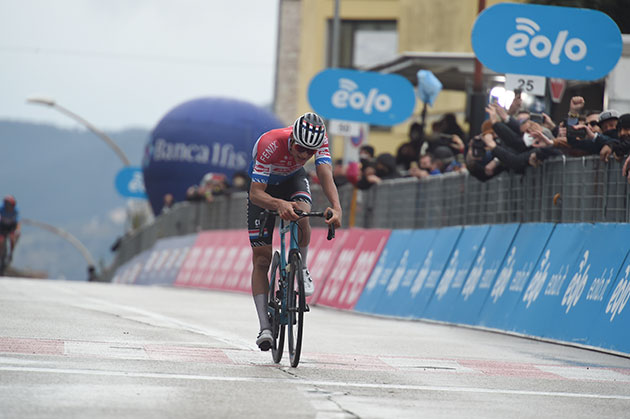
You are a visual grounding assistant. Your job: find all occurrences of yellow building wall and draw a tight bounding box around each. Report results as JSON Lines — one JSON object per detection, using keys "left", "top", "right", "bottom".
{"left": 295, "top": 0, "right": 523, "bottom": 158}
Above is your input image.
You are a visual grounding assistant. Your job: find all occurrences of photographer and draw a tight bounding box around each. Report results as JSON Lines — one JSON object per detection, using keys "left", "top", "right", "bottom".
{"left": 567, "top": 110, "right": 620, "bottom": 161}
{"left": 478, "top": 126, "right": 561, "bottom": 174}
{"left": 465, "top": 121, "right": 505, "bottom": 182}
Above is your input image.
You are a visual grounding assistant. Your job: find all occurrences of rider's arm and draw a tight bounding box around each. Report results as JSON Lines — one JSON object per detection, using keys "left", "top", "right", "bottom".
{"left": 249, "top": 182, "right": 299, "bottom": 221}
{"left": 315, "top": 163, "right": 342, "bottom": 227}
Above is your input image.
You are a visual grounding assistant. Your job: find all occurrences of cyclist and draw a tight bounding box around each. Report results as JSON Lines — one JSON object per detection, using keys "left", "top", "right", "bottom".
{"left": 0, "top": 195, "right": 21, "bottom": 264}
{"left": 247, "top": 112, "right": 342, "bottom": 350}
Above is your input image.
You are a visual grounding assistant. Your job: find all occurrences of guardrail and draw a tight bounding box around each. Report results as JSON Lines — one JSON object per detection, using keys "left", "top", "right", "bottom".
{"left": 104, "top": 155, "right": 630, "bottom": 281}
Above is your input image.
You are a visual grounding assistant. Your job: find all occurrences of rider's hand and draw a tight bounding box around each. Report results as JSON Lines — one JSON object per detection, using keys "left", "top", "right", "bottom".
{"left": 277, "top": 200, "right": 300, "bottom": 221}
{"left": 325, "top": 207, "right": 342, "bottom": 229}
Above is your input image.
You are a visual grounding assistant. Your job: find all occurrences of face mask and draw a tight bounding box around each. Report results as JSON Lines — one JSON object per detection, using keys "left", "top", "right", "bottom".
{"left": 523, "top": 133, "right": 535, "bottom": 147}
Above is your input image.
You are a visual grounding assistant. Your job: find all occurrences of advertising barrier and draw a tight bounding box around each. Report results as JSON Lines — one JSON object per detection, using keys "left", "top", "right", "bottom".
{"left": 477, "top": 223, "right": 555, "bottom": 330}
{"left": 317, "top": 229, "right": 390, "bottom": 310}
{"left": 134, "top": 234, "right": 196, "bottom": 286}
{"left": 112, "top": 221, "right": 630, "bottom": 355}
{"left": 423, "top": 225, "right": 491, "bottom": 320}
{"left": 451, "top": 223, "right": 520, "bottom": 324}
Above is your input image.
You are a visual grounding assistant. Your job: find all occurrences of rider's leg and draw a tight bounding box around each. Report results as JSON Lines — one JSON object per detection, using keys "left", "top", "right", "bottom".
{"left": 251, "top": 244, "right": 272, "bottom": 331}
{"left": 294, "top": 200, "right": 312, "bottom": 264}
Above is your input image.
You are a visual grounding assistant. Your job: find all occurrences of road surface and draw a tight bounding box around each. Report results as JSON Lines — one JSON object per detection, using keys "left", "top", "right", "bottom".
{"left": 1, "top": 278, "right": 630, "bottom": 418}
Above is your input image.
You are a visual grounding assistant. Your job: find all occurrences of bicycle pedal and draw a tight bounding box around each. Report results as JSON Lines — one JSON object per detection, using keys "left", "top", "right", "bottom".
{"left": 305, "top": 304, "right": 310, "bottom": 312}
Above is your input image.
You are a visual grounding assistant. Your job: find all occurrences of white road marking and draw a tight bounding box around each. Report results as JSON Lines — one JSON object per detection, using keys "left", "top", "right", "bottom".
{"left": 2, "top": 365, "right": 630, "bottom": 400}
{"left": 75, "top": 297, "right": 255, "bottom": 351}
{"left": 537, "top": 365, "right": 630, "bottom": 382}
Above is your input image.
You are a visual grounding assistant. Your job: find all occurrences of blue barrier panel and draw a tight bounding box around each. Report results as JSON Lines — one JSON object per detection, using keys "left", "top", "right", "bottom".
{"left": 354, "top": 230, "right": 414, "bottom": 313}
{"left": 546, "top": 224, "right": 630, "bottom": 346}
{"left": 134, "top": 234, "right": 197, "bottom": 286}
{"left": 477, "top": 223, "right": 555, "bottom": 330}
{"left": 451, "top": 224, "right": 520, "bottom": 325}
{"left": 589, "top": 250, "right": 630, "bottom": 353}
{"left": 373, "top": 228, "right": 439, "bottom": 317}
{"left": 111, "top": 250, "right": 151, "bottom": 285}
{"left": 423, "top": 225, "right": 490, "bottom": 321}
{"left": 397, "top": 226, "right": 463, "bottom": 318}
{"left": 508, "top": 223, "right": 593, "bottom": 337}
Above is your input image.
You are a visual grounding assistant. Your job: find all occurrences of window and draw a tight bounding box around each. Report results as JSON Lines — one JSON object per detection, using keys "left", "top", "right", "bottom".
{"left": 326, "top": 20, "right": 398, "bottom": 69}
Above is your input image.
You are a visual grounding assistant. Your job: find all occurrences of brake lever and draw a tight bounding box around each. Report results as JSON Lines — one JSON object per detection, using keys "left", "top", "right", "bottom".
{"left": 326, "top": 210, "right": 335, "bottom": 240}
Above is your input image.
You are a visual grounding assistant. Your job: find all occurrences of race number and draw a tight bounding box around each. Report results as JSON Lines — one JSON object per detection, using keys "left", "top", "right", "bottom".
{"left": 505, "top": 74, "right": 546, "bottom": 96}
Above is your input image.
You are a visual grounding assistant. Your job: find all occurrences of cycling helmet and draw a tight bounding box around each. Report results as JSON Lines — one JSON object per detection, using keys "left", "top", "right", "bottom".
{"left": 292, "top": 112, "right": 326, "bottom": 150}
{"left": 3, "top": 195, "right": 16, "bottom": 206}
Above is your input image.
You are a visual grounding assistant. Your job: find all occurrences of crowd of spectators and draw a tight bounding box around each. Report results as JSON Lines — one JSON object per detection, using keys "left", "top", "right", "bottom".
{"left": 328, "top": 96, "right": 630, "bottom": 189}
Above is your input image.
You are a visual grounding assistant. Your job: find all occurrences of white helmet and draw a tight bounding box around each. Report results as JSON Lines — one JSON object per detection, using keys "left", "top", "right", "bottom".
{"left": 292, "top": 112, "right": 326, "bottom": 150}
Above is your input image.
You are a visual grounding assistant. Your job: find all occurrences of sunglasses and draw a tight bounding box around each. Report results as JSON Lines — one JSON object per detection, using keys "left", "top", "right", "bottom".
{"left": 292, "top": 141, "right": 316, "bottom": 155}
{"left": 588, "top": 121, "right": 599, "bottom": 127}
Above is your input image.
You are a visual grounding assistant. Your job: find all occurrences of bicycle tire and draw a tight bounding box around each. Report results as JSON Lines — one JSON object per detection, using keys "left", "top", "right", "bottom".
{"left": 268, "top": 251, "right": 285, "bottom": 363}
{"left": 287, "top": 249, "right": 305, "bottom": 367}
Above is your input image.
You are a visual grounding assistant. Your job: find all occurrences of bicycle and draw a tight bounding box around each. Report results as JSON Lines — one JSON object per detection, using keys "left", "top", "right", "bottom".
{"left": 0, "top": 234, "right": 11, "bottom": 276}
{"left": 258, "top": 209, "right": 335, "bottom": 367}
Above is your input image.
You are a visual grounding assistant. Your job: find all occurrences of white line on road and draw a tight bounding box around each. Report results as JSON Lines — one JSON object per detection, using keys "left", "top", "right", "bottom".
{"left": 2, "top": 365, "right": 630, "bottom": 401}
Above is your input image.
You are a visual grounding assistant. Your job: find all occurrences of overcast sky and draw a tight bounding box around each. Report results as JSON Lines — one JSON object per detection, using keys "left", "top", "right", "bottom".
{"left": 0, "top": 0, "right": 279, "bottom": 130}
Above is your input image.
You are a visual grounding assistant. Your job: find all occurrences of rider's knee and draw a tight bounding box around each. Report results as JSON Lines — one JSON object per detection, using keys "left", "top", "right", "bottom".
{"left": 253, "top": 252, "right": 272, "bottom": 270}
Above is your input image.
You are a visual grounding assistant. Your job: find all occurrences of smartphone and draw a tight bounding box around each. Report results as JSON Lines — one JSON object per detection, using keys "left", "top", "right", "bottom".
{"left": 530, "top": 113, "right": 543, "bottom": 124}
{"left": 514, "top": 88, "right": 522, "bottom": 99}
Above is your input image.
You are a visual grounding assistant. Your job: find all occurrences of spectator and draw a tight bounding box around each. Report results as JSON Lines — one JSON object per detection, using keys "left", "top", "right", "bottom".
{"left": 395, "top": 141, "right": 420, "bottom": 172}
{"left": 199, "top": 172, "right": 228, "bottom": 199}
{"left": 332, "top": 159, "right": 350, "bottom": 187}
{"left": 161, "top": 193, "right": 174, "bottom": 214}
{"left": 356, "top": 161, "right": 380, "bottom": 190}
{"left": 374, "top": 153, "right": 401, "bottom": 180}
{"left": 227, "top": 171, "right": 250, "bottom": 194}
{"left": 465, "top": 120, "right": 505, "bottom": 182}
{"left": 439, "top": 113, "right": 466, "bottom": 142}
{"left": 359, "top": 145, "right": 375, "bottom": 163}
{"left": 186, "top": 185, "right": 205, "bottom": 202}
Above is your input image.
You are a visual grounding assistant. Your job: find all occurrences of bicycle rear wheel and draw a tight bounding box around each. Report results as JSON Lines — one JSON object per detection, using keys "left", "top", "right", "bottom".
{"left": 268, "top": 251, "right": 285, "bottom": 363}
{"left": 287, "top": 249, "right": 305, "bottom": 367}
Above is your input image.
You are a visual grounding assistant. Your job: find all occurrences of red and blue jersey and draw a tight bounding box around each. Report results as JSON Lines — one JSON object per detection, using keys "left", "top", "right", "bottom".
{"left": 248, "top": 126, "right": 332, "bottom": 185}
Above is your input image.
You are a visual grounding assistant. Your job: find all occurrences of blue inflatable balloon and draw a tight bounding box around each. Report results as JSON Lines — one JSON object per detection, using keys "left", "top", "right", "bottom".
{"left": 142, "top": 97, "right": 283, "bottom": 214}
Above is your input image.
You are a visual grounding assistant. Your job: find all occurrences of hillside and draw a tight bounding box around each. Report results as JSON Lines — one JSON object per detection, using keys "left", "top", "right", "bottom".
{"left": 0, "top": 120, "right": 150, "bottom": 280}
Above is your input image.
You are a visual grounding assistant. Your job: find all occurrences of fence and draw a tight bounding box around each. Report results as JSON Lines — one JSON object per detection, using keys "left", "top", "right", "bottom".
{"left": 104, "top": 155, "right": 630, "bottom": 281}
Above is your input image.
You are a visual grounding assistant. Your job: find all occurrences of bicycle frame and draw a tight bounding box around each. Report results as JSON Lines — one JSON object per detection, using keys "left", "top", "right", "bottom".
{"left": 273, "top": 218, "right": 300, "bottom": 327}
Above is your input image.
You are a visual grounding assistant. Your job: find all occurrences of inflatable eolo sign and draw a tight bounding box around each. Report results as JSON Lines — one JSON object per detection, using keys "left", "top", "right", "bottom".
{"left": 308, "top": 69, "right": 416, "bottom": 126}
{"left": 472, "top": 3, "right": 622, "bottom": 81}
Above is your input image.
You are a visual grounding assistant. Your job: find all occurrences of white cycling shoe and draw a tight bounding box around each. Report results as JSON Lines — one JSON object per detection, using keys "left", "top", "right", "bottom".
{"left": 302, "top": 268, "right": 314, "bottom": 297}
{"left": 256, "top": 329, "right": 272, "bottom": 351}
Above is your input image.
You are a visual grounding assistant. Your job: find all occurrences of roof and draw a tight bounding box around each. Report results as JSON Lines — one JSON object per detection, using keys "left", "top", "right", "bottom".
{"left": 362, "top": 51, "right": 504, "bottom": 91}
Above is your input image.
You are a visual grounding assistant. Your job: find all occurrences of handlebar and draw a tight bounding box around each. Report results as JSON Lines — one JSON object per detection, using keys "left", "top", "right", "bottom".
{"left": 258, "top": 209, "right": 335, "bottom": 240}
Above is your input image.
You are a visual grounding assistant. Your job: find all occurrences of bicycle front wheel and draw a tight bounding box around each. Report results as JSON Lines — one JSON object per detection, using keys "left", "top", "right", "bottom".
{"left": 287, "top": 249, "right": 305, "bottom": 367}
{"left": 268, "top": 251, "right": 285, "bottom": 363}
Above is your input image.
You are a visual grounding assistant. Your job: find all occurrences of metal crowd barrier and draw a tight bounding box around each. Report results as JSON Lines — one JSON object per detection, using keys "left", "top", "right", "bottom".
{"left": 105, "top": 155, "right": 630, "bottom": 280}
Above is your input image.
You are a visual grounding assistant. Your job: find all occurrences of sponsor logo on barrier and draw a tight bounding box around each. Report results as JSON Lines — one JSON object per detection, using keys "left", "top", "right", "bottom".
{"left": 510, "top": 261, "right": 534, "bottom": 292}
{"left": 436, "top": 250, "right": 459, "bottom": 299}
{"left": 561, "top": 251, "right": 590, "bottom": 313}
{"left": 606, "top": 266, "right": 630, "bottom": 322}
{"left": 339, "top": 249, "right": 380, "bottom": 305}
{"left": 586, "top": 268, "right": 614, "bottom": 302}
{"left": 491, "top": 247, "right": 516, "bottom": 303}
{"left": 545, "top": 264, "right": 569, "bottom": 297}
{"left": 462, "top": 247, "right": 486, "bottom": 300}
{"left": 386, "top": 250, "right": 409, "bottom": 296}
{"left": 322, "top": 248, "right": 357, "bottom": 301}
{"left": 365, "top": 249, "right": 387, "bottom": 292}
{"left": 411, "top": 250, "right": 433, "bottom": 297}
{"left": 523, "top": 249, "right": 551, "bottom": 308}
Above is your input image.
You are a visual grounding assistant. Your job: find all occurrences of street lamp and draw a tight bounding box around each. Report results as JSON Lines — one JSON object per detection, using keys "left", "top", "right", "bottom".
{"left": 26, "top": 97, "right": 131, "bottom": 166}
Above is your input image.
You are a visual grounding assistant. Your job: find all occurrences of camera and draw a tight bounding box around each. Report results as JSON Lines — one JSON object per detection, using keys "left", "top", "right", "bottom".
{"left": 567, "top": 125, "right": 587, "bottom": 141}
{"left": 471, "top": 136, "right": 486, "bottom": 158}
{"left": 530, "top": 113, "right": 544, "bottom": 124}
{"left": 514, "top": 88, "right": 522, "bottom": 98}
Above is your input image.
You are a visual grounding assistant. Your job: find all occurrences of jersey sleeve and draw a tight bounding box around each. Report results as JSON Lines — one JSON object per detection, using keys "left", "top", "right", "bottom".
{"left": 250, "top": 133, "right": 281, "bottom": 184}
{"left": 314, "top": 136, "right": 332, "bottom": 167}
